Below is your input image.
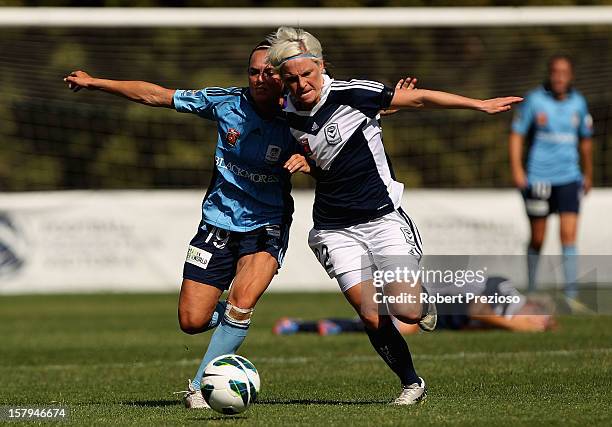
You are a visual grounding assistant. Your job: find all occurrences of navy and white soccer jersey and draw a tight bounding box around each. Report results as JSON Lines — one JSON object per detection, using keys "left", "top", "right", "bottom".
{"left": 174, "top": 87, "right": 296, "bottom": 232}
{"left": 284, "top": 75, "right": 400, "bottom": 230}
{"left": 285, "top": 75, "right": 424, "bottom": 290}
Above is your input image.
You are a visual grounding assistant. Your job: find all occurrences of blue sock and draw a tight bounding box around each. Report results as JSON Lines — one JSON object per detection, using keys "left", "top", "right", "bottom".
{"left": 202, "top": 301, "right": 226, "bottom": 332}
{"left": 563, "top": 245, "right": 578, "bottom": 299}
{"left": 527, "top": 246, "right": 540, "bottom": 293}
{"left": 191, "top": 306, "right": 250, "bottom": 390}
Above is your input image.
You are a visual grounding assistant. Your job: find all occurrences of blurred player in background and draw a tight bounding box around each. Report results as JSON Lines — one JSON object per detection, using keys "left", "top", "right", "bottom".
{"left": 65, "top": 40, "right": 310, "bottom": 409}
{"left": 274, "top": 276, "right": 556, "bottom": 335}
{"left": 509, "top": 55, "right": 593, "bottom": 303}
{"left": 268, "top": 26, "right": 522, "bottom": 405}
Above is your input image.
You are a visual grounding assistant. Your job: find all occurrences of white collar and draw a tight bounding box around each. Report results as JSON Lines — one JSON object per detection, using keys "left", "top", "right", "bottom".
{"left": 285, "top": 74, "right": 333, "bottom": 116}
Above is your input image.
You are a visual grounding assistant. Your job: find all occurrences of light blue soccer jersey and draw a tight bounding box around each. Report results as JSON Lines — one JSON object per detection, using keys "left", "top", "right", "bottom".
{"left": 512, "top": 86, "right": 593, "bottom": 185}
{"left": 173, "top": 87, "right": 297, "bottom": 232}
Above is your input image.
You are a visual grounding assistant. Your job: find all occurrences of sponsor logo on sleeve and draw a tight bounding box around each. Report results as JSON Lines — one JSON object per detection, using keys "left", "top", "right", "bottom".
{"left": 585, "top": 113, "right": 593, "bottom": 130}
{"left": 186, "top": 245, "right": 212, "bottom": 270}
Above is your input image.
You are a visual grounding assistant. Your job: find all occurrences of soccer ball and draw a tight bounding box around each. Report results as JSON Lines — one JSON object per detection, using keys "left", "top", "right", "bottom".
{"left": 201, "top": 354, "right": 260, "bottom": 415}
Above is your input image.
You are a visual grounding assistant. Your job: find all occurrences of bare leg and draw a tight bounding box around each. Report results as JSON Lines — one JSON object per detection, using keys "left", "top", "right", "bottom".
{"left": 178, "top": 279, "right": 223, "bottom": 334}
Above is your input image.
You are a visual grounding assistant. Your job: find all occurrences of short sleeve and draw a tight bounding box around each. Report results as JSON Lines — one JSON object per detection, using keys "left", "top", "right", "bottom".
{"left": 578, "top": 97, "right": 594, "bottom": 138}
{"left": 173, "top": 88, "right": 221, "bottom": 120}
{"left": 511, "top": 94, "right": 534, "bottom": 135}
{"left": 331, "top": 79, "right": 395, "bottom": 118}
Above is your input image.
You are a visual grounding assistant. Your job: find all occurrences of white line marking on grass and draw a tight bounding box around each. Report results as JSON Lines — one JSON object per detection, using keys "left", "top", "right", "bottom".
{"left": 4, "top": 348, "right": 611, "bottom": 371}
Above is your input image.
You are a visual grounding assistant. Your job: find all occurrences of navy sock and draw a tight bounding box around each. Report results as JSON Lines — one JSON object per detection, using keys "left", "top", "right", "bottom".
{"left": 202, "top": 301, "right": 226, "bottom": 332}
{"left": 365, "top": 318, "right": 419, "bottom": 387}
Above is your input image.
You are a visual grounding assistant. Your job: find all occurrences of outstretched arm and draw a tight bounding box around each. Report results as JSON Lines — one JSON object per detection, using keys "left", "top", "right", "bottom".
{"left": 64, "top": 70, "right": 175, "bottom": 108}
{"left": 390, "top": 88, "right": 522, "bottom": 114}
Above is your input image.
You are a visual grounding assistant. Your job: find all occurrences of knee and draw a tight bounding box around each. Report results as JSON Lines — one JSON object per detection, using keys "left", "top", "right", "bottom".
{"left": 178, "top": 309, "right": 211, "bottom": 335}
{"left": 230, "top": 296, "right": 256, "bottom": 311}
{"left": 388, "top": 302, "right": 422, "bottom": 324}
{"left": 394, "top": 312, "right": 421, "bottom": 324}
{"left": 360, "top": 313, "right": 380, "bottom": 330}
{"left": 560, "top": 231, "right": 576, "bottom": 246}
{"left": 529, "top": 239, "right": 543, "bottom": 252}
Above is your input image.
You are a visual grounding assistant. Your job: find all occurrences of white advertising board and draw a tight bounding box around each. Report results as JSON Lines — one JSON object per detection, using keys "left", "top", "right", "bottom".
{"left": 1, "top": 189, "right": 611, "bottom": 294}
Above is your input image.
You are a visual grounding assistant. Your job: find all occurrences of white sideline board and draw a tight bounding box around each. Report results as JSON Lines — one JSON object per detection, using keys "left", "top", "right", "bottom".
{"left": 1, "top": 189, "right": 611, "bottom": 294}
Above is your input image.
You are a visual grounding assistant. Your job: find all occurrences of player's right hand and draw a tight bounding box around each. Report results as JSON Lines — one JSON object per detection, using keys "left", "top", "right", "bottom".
{"left": 479, "top": 96, "right": 523, "bottom": 114}
{"left": 64, "top": 70, "right": 94, "bottom": 92}
{"left": 512, "top": 169, "right": 528, "bottom": 189}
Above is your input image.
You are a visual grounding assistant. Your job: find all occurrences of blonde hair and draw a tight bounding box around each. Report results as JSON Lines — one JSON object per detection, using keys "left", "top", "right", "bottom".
{"left": 267, "top": 26, "right": 323, "bottom": 69}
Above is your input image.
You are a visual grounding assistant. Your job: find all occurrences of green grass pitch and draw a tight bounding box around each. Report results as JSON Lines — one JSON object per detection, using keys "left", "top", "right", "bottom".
{"left": 1, "top": 293, "right": 611, "bottom": 426}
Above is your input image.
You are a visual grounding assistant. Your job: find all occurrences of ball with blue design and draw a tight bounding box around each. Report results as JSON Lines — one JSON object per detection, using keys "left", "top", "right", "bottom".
{"left": 201, "top": 354, "right": 260, "bottom": 415}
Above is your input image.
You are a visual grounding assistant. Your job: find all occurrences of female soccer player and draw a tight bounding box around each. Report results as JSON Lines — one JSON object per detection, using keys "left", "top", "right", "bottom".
{"left": 65, "top": 40, "right": 310, "bottom": 409}
{"left": 268, "top": 26, "right": 522, "bottom": 405}
{"left": 509, "top": 55, "right": 593, "bottom": 304}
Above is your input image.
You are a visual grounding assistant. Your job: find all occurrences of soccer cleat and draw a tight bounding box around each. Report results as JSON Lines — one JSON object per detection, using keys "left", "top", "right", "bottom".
{"left": 418, "top": 301, "right": 437, "bottom": 332}
{"left": 564, "top": 296, "right": 594, "bottom": 315}
{"left": 317, "top": 319, "right": 342, "bottom": 336}
{"left": 273, "top": 317, "right": 300, "bottom": 335}
{"left": 174, "top": 379, "right": 210, "bottom": 409}
{"left": 392, "top": 377, "right": 427, "bottom": 405}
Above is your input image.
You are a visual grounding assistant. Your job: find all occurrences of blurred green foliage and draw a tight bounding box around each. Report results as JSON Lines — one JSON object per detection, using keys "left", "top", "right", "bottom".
{"left": 0, "top": 3, "right": 611, "bottom": 190}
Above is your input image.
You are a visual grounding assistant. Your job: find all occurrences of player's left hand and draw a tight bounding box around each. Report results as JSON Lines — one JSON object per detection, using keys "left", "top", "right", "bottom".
{"left": 479, "top": 96, "right": 523, "bottom": 114}
{"left": 380, "top": 77, "right": 417, "bottom": 116}
{"left": 284, "top": 154, "right": 311, "bottom": 174}
{"left": 583, "top": 176, "right": 592, "bottom": 195}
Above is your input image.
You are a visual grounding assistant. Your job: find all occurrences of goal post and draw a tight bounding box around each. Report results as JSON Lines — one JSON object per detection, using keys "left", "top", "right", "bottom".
{"left": 2, "top": 6, "right": 612, "bottom": 27}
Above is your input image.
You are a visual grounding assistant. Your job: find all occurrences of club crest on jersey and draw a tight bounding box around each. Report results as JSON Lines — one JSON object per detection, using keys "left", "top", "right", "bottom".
{"left": 299, "top": 137, "right": 312, "bottom": 156}
{"left": 265, "top": 145, "right": 282, "bottom": 164}
{"left": 324, "top": 122, "right": 342, "bottom": 145}
{"left": 536, "top": 112, "right": 548, "bottom": 127}
{"left": 225, "top": 128, "right": 240, "bottom": 146}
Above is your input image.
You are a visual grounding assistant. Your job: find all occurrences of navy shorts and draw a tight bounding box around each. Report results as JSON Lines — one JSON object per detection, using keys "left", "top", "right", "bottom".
{"left": 522, "top": 181, "right": 582, "bottom": 218}
{"left": 183, "top": 221, "right": 290, "bottom": 291}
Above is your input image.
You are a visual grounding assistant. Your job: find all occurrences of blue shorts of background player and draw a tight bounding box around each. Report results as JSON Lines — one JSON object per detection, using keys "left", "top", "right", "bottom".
{"left": 522, "top": 181, "right": 582, "bottom": 218}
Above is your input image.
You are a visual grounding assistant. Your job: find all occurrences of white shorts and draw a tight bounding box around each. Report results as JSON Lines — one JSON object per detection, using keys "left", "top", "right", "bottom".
{"left": 308, "top": 209, "right": 423, "bottom": 293}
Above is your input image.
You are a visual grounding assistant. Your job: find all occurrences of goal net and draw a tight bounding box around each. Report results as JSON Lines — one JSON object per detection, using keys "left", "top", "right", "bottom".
{"left": 1, "top": 7, "right": 611, "bottom": 191}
